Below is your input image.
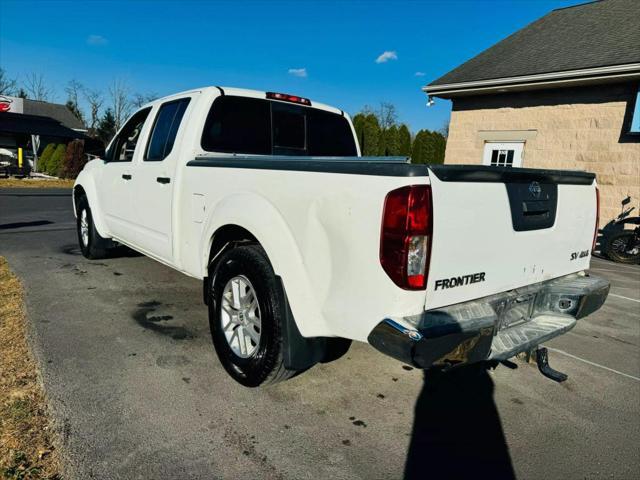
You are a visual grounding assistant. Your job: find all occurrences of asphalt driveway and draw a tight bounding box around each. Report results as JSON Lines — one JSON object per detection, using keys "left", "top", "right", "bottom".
{"left": 1, "top": 187, "right": 639, "bottom": 479}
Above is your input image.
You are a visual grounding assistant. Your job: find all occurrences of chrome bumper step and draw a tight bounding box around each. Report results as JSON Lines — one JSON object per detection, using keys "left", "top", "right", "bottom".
{"left": 368, "top": 273, "right": 610, "bottom": 370}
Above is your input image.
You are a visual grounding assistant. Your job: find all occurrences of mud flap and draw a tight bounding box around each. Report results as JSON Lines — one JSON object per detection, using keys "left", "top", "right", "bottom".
{"left": 277, "top": 277, "right": 327, "bottom": 371}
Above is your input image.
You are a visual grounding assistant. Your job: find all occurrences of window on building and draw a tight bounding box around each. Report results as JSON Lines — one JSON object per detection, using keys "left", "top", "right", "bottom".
{"left": 482, "top": 142, "right": 524, "bottom": 168}
{"left": 629, "top": 89, "right": 640, "bottom": 134}
{"left": 145, "top": 98, "right": 190, "bottom": 161}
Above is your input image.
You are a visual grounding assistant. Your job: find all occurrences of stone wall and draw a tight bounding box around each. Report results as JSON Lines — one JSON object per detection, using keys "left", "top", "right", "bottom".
{"left": 444, "top": 82, "right": 640, "bottom": 223}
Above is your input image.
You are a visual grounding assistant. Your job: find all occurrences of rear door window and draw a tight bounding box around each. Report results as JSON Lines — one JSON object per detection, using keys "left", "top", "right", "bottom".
{"left": 145, "top": 98, "right": 190, "bottom": 161}
{"left": 201, "top": 95, "right": 357, "bottom": 156}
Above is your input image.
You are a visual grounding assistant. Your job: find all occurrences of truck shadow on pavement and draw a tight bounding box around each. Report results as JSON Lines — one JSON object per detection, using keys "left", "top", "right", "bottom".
{"left": 404, "top": 364, "right": 516, "bottom": 480}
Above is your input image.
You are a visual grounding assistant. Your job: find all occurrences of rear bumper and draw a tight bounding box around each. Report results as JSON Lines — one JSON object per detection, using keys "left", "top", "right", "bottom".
{"left": 367, "top": 273, "right": 609, "bottom": 369}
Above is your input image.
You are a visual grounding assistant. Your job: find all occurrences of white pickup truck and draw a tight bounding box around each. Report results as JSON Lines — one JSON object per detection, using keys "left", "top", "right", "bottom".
{"left": 73, "top": 86, "right": 609, "bottom": 387}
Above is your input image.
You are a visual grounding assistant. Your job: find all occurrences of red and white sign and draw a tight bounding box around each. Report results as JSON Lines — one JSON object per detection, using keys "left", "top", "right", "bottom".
{"left": 0, "top": 95, "right": 24, "bottom": 114}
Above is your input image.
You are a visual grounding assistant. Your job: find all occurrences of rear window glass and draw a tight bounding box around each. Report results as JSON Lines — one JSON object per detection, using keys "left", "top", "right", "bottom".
{"left": 201, "top": 95, "right": 357, "bottom": 156}
{"left": 273, "top": 105, "right": 306, "bottom": 151}
{"left": 201, "top": 96, "right": 270, "bottom": 154}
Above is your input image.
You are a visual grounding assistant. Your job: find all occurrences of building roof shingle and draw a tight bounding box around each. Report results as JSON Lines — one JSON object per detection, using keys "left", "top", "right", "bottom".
{"left": 430, "top": 0, "right": 640, "bottom": 87}
{"left": 22, "top": 99, "right": 86, "bottom": 130}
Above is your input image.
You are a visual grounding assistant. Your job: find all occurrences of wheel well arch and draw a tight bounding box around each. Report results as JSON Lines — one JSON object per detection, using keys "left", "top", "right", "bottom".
{"left": 202, "top": 223, "right": 261, "bottom": 306}
{"left": 73, "top": 185, "right": 86, "bottom": 214}
{"left": 207, "top": 224, "right": 259, "bottom": 270}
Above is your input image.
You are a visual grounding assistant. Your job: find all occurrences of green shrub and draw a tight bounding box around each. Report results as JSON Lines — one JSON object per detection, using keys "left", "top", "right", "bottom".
{"left": 37, "top": 143, "right": 56, "bottom": 173}
{"left": 47, "top": 144, "right": 66, "bottom": 176}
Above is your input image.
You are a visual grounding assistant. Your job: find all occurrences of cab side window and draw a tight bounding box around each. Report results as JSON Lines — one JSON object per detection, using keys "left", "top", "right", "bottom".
{"left": 108, "top": 108, "right": 151, "bottom": 162}
{"left": 145, "top": 98, "right": 191, "bottom": 161}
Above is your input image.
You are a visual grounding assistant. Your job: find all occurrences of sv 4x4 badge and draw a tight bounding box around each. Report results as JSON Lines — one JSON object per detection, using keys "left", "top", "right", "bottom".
{"left": 570, "top": 250, "right": 590, "bottom": 260}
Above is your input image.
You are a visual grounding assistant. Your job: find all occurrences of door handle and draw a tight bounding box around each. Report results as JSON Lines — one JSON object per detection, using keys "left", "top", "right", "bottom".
{"left": 122, "top": 174, "right": 132, "bottom": 180}
{"left": 156, "top": 177, "right": 171, "bottom": 184}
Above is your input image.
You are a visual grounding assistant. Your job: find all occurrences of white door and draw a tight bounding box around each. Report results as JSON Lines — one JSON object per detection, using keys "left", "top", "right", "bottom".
{"left": 482, "top": 142, "right": 524, "bottom": 167}
{"left": 100, "top": 108, "right": 152, "bottom": 241}
{"left": 130, "top": 96, "right": 192, "bottom": 261}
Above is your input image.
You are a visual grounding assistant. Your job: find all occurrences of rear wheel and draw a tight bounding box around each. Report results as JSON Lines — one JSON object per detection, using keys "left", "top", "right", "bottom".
{"left": 76, "top": 196, "right": 109, "bottom": 259}
{"left": 209, "top": 245, "right": 299, "bottom": 387}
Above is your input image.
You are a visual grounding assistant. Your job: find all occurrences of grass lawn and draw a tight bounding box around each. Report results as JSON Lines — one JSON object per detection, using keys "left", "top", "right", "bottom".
{"left": 0, "top": 257, "right": 61, "bottom": 480}
{"left": 0, "top": 178, "right": 74, "bottom": 189}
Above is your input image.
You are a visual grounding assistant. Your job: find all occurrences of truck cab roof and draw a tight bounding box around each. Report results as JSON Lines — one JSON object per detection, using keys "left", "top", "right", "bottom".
{"left": 145, "top": 86, "right": 344, "bottom": 116}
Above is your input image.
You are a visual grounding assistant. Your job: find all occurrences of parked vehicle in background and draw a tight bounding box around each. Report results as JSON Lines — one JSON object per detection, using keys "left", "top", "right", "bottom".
{"left": 604, "top": 218, "right": 640, "bottom": 264}
{"left": 72, "top": 86, "right": 609, "bottom": 387}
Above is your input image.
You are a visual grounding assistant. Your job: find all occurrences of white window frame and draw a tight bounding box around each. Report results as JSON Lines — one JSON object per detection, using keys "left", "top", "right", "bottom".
{"left": 482, "top": 141, "right": 524, "bottom": 168}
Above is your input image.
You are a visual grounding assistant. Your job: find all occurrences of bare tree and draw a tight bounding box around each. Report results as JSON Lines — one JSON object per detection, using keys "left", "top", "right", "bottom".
{"left": 360, "top": 102, "right": 398, "bottom": 129}
{"left": 132, "top": 92, "right": 158, "bottom": 108}
{"left": 65, "top": 79, "right": 86, "bottom": 123}
{"left": 377, "top": 102, "right": 398, "bottom": 130}
{"left": 24, "top": 73, "right": 53, "bottom": 101}
{"left": 0, "top": 68, "right": 17, "bottom": 95}
{"left": 84, "top": 88, "right": 104, "bottom": 135}
{"left": 65, "top": 79, "right": 84, "bottom": 107}
{"left": 108, "top": 78, "right": 132, "bottom": 131}
{"left": 440, "top": 120, "right": 450, "bottom": 138}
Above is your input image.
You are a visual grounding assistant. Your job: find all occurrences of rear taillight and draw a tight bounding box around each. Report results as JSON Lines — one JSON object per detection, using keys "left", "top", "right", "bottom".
{"left": 380, "top": 185, "right": 433, "bottom": 290}
{"left": 592, "top": 187, "right": 600, "bottom": 252}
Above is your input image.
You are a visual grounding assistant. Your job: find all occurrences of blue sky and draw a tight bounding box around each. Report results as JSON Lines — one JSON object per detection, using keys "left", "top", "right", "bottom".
{"left": 0, "top": 0, "right": 583, "bottom": 132}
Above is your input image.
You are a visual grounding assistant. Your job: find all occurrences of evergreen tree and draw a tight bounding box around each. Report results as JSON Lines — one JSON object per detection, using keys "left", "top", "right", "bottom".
{"left": 361, "top": 113, "right": 381, "bottom": 156}
{"left": 398, "top": 124, "right": 412, "bottom": 157}
{"left": 432, "top": 131, "right": 447, "bottom": 164}
{"left": 97, "top": 108, "right": 117, "bottom": 145}
{"left": 380, "top": 125, "right": 399, "bottom": 156}
{"left": 411, "top": 130, "right": 447, "bottom": 164}
{"left": 352, "top": 113, "right": 366, "bottom": 154}
{"left": 411, "top": 130, "right": 427, "bottom": 164}
{"left": 48, "top": 144, "right": 67, "bottom": 176}
{"left": 37, "top": 143, "right": 56, "bottom": 173}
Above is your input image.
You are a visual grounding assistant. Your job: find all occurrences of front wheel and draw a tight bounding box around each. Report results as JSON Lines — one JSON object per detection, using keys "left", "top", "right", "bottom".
{"left": 605, "top": 231, "right": 640, "bottom": 264}
{"left": 76, "top": 196, "right": 109, "bottom": 259}
{"left": 209, "top": 245, "right": 299, "bottom": 387}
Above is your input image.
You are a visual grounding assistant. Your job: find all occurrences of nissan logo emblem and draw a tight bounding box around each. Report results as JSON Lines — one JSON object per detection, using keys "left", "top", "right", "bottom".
{"left": 529, "top": 181, "right": 542, "bottom": 199}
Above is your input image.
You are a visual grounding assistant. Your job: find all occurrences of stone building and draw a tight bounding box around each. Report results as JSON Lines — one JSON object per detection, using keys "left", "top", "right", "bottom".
{"left": 423, "top": 0, "right": 639, "bottom": 224}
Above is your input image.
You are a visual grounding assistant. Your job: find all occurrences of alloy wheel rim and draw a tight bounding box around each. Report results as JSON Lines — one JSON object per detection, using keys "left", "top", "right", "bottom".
{"left": 80, "top": 209, "right": 89, "bottom": 247}
{"left": 220, "top": 275, "right": 261, "bottom": 358}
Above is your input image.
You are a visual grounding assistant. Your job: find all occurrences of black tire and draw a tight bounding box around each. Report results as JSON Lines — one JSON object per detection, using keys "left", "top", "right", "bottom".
{"left": 76, "top": 196, "right": 109, "bottom": 260}
{"left": 209, "top": 245, "right": 298, "bottom": 387}
{"left": 605, "top": 231, "right": 640, "bottom": 264}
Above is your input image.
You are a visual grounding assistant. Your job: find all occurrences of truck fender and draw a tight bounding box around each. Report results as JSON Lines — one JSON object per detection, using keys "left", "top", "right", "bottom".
{"left": 73, "top": 167, "right": 110, "bottom": 239}
{"left": 200, "top": 192, "right": 327, "bottom": 338}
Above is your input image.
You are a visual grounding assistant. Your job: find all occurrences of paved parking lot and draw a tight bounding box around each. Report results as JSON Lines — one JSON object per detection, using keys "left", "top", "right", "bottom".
{"left": 1, "top": 187, "right": 639, "bottom": 480}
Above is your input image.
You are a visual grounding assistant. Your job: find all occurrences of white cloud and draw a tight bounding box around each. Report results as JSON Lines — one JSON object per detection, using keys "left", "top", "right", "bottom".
{"left": 414, "top": 71, "right": 426, "bottom": 77}
{"left": 288, "top": 68, "right": 307, "bottom": 78}
{"left": 87, "top": 34, "right": 108, "bottom": 46}
{"left": 375, "top": 51, "right": 398, "bottom": 64}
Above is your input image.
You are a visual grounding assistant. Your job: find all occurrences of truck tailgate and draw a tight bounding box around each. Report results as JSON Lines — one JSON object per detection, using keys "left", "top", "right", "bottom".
{"left": 425, "top": 165, "right": 598, "bottom": 310}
